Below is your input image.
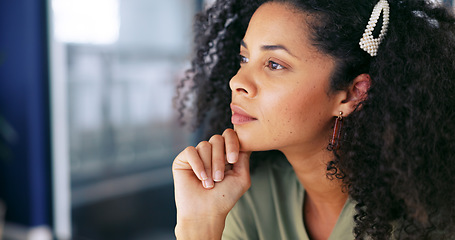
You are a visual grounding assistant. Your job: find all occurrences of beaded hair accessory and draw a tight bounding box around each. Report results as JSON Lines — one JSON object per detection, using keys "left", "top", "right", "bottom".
{"left": 359, "top": 0, "right": 390, "bottom": 56}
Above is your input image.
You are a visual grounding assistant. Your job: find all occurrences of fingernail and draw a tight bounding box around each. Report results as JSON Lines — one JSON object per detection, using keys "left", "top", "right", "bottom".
{"left": 227, "top": 152, "right": 238, "bottom": 164}
{"left": 204, "top": 179, "right": 214, "bottom": 189}
{"left": 214, "top": 170, "right": 223, "bottom": 182}
{"left": 200, "top": 171, "right": 208, "bottom": 180}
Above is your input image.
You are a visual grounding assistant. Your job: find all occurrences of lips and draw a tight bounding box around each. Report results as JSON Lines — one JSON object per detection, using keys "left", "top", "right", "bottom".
{"left": 230, "top": 103, "right": 257, "bottom": 125}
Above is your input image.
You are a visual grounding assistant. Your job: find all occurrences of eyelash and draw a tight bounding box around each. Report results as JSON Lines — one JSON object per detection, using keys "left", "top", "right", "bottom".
{"left": 239, "top": 55, "right": 286, "bottom": 70}
{"left": 239, "top": 55, "right": 249, "bottom": 63}
{"left": 266, "top": 60, "right": 285, "bottom": 70}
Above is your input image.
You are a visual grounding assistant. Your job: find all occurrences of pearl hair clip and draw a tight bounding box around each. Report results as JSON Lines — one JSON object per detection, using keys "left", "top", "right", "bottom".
{"left": 359, "top": 0, "right": 390, "bottom": 56}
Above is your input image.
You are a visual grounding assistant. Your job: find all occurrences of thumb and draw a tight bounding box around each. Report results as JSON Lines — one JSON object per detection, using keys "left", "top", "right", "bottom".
{"left": 232, "top": 151, "right": 251, "bottom": 177}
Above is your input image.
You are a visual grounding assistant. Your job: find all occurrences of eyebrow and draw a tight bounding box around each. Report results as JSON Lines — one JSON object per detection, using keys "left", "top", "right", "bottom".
{"left": 240, "top": 40, "right": 298, "bottom": 59}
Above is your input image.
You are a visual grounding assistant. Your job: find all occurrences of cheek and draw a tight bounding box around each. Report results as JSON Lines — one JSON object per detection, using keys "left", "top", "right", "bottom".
{"left": 262, "top": 99, "right": 305, "bottom": 144}
{"left": 266, "top": 88, "right": 331, "bottom": 139}
{"left": 236, "top": 82, "right": 334, "bottom": 151}
{"left": 265, "top": 104, "right": 295, "bottom": 142}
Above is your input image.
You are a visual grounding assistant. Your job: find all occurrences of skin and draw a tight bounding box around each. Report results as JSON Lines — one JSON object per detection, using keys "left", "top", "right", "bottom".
{"left": 173, "top": 2, "right": 370, "bottom": 240}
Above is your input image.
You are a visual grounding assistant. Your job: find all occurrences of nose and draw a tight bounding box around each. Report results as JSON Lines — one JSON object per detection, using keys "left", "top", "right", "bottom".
{"left": 229, "top": 69, "right": 257, "bottom": 98}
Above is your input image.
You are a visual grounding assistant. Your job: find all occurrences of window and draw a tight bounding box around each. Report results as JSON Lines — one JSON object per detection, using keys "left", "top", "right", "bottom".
{"left": 50, "top": 0, "right": 198, "bottom": 238}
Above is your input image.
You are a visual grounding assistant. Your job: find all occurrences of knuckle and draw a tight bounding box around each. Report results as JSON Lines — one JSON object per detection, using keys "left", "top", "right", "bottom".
{"left": 173, "top": 152, "right": 182, "bottom": 164}
{"left": 172, "top": 159, "right": 184, "bottom": 170}
{"left": 223, "top": 130, "right": 239, "bottom": 144}
{"left": 222, "top": 128, "right": 235, "bottom": 136}
{"left": 209, "top": 134, "right": 224, "bottom": 144}
{"left": 172, "top": 151, "right": 189, "bottom": 170}
{"left": 184, "top": 146, "right": 196, "bottom": 153}
{"left": 211, "top": 157, "right": 224, "bottom": 168}
{"left": 196, "top": 141, "right": 211, "bottom": 150}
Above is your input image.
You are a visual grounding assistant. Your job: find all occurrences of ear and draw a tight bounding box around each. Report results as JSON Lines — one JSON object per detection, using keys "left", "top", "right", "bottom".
{"left": 335, "top": 74, "right": 371, "bottom": 117}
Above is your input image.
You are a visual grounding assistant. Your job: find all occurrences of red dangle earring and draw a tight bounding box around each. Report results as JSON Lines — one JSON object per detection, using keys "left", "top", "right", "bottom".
{"left": 330, "top": 111, "right": 343, "bottom": 150}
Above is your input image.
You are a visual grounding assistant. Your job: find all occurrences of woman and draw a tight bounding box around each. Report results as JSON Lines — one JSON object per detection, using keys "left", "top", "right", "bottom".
{"left": 173, "top": 0, "right": 455, "bottom": 239}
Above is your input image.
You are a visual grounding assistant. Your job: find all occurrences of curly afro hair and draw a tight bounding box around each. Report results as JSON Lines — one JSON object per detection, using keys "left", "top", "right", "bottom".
{"left": 175, "top": 0, "right": 455, "bottom": 239}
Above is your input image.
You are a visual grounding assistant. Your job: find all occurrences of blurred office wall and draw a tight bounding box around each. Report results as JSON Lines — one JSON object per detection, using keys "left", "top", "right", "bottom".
{"left": 50, "top": 0, "right": 199, "bottom": 239}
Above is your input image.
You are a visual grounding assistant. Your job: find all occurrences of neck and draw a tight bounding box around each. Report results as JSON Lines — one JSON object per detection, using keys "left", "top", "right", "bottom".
{"left": 282, "top": 146, "right": 348, "bottom": 213}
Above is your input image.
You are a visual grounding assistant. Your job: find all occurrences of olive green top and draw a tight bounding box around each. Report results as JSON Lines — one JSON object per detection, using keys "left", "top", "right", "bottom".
{"left": 223, "top": 158, "right": 356, "bottom": 240}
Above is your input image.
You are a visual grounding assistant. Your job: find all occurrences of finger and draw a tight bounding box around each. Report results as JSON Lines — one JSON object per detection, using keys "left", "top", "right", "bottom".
{"left": 222, "top": 129, "right": 240, "bottom": 164}
{"left": 232, "top": 151, "right": 252, "bottom": 189}
{"left": 196, "top": 141, "right": 214, "bottom": 189}
{"left": 233, "top": 151, "right": 251, "bottom": 174}
{"left": 209, "top": 135, "right": 226, "bottom": 182}
{"left": 173, "top": 146, "right": 207, "bottom": 181}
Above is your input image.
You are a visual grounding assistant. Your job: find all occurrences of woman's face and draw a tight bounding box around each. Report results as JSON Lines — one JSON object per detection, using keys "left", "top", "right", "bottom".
{"left": 230, "top": 2, "right": 341, "bottom": 157}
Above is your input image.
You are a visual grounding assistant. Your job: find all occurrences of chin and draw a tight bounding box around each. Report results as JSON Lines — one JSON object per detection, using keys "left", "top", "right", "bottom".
{"left": 236, "top": 130, "right": 271, "bottom": 152}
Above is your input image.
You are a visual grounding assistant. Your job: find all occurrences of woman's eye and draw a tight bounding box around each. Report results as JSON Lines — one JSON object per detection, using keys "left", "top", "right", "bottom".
{"left": 239, "top": 55, "right": 249, "bottom": 64}
{"left": 267, "top": 60, "right": 285, "bottom": 70}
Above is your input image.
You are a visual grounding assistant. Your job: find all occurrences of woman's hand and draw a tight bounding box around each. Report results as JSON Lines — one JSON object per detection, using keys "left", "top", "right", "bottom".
{"left": 172, "top": 129, "right": 251, "bottom": 239}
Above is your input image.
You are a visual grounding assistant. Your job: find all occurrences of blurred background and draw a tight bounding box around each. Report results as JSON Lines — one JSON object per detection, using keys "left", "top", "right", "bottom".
{"left": 0, "top": 0, "right": 452, "bottom": 240}
{"left": 0, "top": 0, "right": 216, "bottom": 239}
{"left": 49, "top": 0, "right": 199, "bottom": 239}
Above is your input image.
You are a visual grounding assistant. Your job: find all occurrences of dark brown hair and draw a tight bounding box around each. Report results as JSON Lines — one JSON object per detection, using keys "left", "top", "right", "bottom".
{"left": 176, "top": 0, "right": 455, "bottom": 238}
